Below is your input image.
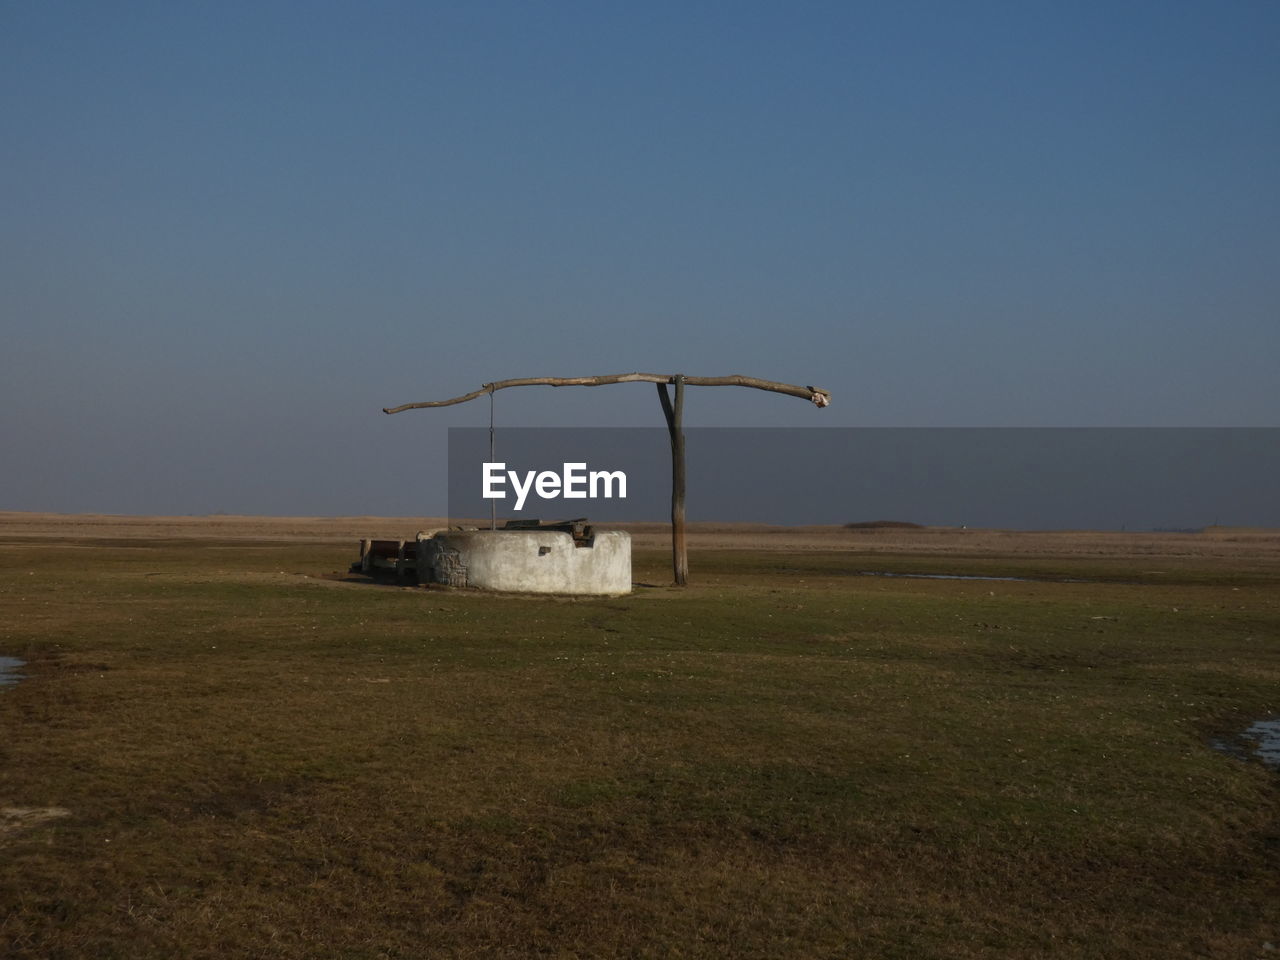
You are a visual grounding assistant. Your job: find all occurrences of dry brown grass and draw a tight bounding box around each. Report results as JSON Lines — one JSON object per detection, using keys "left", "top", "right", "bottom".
{"left": 4, "top": 511, "right": 1278, "bottom": 561}
{"left": 0, "top": 511, "right": 450, "bottom": 542}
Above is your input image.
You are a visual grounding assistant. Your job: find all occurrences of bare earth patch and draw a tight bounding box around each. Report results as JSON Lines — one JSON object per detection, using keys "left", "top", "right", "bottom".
{"left": 1, "top": 807, "right": 70, "bottom": 842}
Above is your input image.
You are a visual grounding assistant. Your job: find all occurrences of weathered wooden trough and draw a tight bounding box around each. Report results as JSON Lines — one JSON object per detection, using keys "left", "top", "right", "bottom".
{"left": 354, "top": 539, "right": 419, "bottom": 580}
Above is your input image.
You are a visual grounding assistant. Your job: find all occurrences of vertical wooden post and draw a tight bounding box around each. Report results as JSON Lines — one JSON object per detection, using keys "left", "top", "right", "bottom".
{"left": 657, "top": 375, "right": 688, "bottom": 586}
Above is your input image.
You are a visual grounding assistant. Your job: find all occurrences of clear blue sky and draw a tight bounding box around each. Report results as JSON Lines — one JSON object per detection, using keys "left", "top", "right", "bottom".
{"left": 2, "top": 1, "right": 1277, "bottom": 516}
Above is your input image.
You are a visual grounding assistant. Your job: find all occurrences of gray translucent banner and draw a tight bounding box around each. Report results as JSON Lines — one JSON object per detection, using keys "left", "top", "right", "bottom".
{"left": 447, "top": 428, "right": 1279, "bottom": 530}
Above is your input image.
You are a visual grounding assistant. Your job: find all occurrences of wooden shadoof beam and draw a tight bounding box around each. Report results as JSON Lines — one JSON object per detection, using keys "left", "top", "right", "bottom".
{"left": 382, "top": 373, "right": 830, "bottom": 586}
{"left": 383, "top": 373, "right": 830, "bottom": 413}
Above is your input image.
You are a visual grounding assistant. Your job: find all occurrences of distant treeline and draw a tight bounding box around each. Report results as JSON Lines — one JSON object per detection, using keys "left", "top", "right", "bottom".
{"left": 844, "top": 521, "right": 925, "bottom": 530}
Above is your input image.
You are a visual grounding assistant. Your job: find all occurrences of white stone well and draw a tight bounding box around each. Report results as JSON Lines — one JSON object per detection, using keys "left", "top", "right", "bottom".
{"left": 416, "top": 526, "right": 631, "bottom": 595}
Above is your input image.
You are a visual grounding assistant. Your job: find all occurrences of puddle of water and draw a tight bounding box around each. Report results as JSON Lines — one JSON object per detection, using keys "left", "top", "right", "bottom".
{"left": 1242, "top": 720, "right": 1280, "bottom": 769}
{"left": 857, "top": 571, "right": 1089, "bottom": 584}
{"left": 1213, "top": 719, "right": 1280, "bottom": 770}
{"left": 0, "top": 657, "right": 25, "bottom": 688}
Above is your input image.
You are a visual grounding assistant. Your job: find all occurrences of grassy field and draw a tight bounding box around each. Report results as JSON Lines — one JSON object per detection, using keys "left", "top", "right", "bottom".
{"left": 1, "top": 518, "right": 1278, "bottom": 958}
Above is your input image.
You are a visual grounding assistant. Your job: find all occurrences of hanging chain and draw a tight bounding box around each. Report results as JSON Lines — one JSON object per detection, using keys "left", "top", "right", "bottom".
{"left": 488, "top": 385, "right": 496, "bottom": 530}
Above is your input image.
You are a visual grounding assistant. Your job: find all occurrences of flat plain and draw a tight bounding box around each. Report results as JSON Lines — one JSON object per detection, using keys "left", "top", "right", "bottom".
{"left": 1, "top": 514, "right": 1278, "bottom": 958}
